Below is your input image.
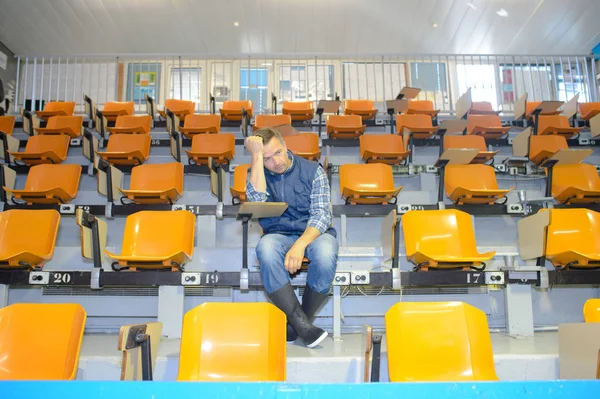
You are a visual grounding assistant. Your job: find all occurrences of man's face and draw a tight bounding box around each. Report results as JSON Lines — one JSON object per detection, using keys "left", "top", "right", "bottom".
{"left": 263, "top": 138, "right": 290, "bottom": 174}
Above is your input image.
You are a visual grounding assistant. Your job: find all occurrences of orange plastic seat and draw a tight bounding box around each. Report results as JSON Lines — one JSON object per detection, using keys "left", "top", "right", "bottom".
{"left": 220, "top": 100, "right": 253, "bottom": 121}
{"left": 537, "top": 115, "right": 580, "bottom": 138}
{"left": 97, "top": 134, "right": 151, "bottom": 165}
{"left": 0, "top": 116, "right": 16, "bottom": 135}
{"left": 406, "top": 100, "right": 440, "bottom": 118}
{"left": 0, "top": 209, "right": 60, "bottom": 269}
{"left": 9, "top": 135, "right": 70, "bottom": 165}
{"left": 34, "top": 116, "right": 83, "bottom": 138}
{"left": 230, "top": 164, "right": 250, "bottom": 204}
{"left": 179, "top": 114, "right": 221, "bottom": 137}
{"left": 583, "top": 299, "right": 600, "bottom": 322}
{"left": 385, "top": 301, "right": 498, "bottom": 382}
{"left": 105, "top": 210, "right": 196, "bottom": 271}
{"left": 186, "top": 133, "right": 235, "bottom": 165}
{"left": 0, "top": 303, "right": 86, "bottom": 380}
{"left": 445, "top": 164, "right": 513, "bottom": 205}
{"left": 282, "top": 101, "right": 314, "bottom": 121}
{"left": 4, "top": 164, "right": 81, "bottom": 204}
{"left": 525, "top": 101, "right": 560, "bottom": 121}
{"left": 466, "top": 115, "right": 510, "bottom": 139}
{"left": 283, "top": 133, "right": 320, "bottom": 161}
{"left": 108, "top": 115, "right": 153, "bottom": 135}
{"left": 118, "top": 162, "right": 184, "bottom": 204}
{"left": 344, "top": 99, "right": 377, "bottom": 120}
{"left": 396, "top": 114, "right": 437, "bottom": 140}
{"left": 253, "top": 114, "right": 292, "bottom": 132}
{"left": 359, "top": 134, "right": 409, "bottom": 164}
{"left": 544, "top": 209, "right": 600, "bottom": 268}
{"left": 158, "top": 99, "right": 195, "bottom": 121}
{"left": 402, "top": 209, "right": 495, "bottom": 270}
{"left": 339, "top": 163, "right": 401, "bottom": 205}
{"left": 177, "top": 302, "right": 286, "bottom": 382}
{"left": 444, "top": 135, "right": 498, "bottom": 163}
{"left": 326, "top": 115, "right": 365, "bottom": 139}
{"left": 100, "top": 101, "right": 134, "bottom": 122}
{"left": 551, "top": 164, "right": 600, "bottom": 204}
{"left": 579, "top": 102, "right": 600, "bottom": 122}
{"left": 469, "top": 101, "right": 500, "bottom": 115}
{"left": 528, "top": 135, "right": 568, "bottom": 166}
{"left": 35, "top": 101, "right": 76, "bottom": 120}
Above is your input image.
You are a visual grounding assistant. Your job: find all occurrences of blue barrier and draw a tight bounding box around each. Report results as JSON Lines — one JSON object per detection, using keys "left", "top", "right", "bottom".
{"left": 1, "top": 380, "right": 599, "bottom": 399}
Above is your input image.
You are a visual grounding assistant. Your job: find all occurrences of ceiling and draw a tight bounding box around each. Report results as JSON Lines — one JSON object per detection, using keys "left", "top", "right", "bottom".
{"left": 0, "top": 0, "right": 599, "bottom": 56}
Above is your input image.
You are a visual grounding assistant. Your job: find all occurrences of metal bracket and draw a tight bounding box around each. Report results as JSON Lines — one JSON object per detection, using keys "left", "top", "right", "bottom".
{"left": 216, "top": 202, "right": 224, "bottom": 220}
{"left": 240, "top": 268, "right": 249, "bottom": 291}
{"left": 391, "top": 268, "right": 401, "bottom": 290}
{"left": 90, "top": 267, "right": 103, "bottom": 290}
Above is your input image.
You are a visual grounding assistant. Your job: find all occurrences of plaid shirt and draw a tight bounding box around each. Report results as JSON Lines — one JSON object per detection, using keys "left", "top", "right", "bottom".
{"left": 246, "top": 153, "right": 332, "bottom": 234}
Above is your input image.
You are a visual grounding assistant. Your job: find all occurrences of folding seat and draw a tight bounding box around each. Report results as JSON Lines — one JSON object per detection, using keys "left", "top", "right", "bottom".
{"left": 107, "top": 115, "right": 153, "bottom": 135}
{"left": 179, "top": 114, "right": 221, "bottom": 138}
{"left": 34, "top": 101, "right": 76, "bottom": 121}
{"left": 343, "top": 100, "right": 377, "bottom": 120}
{"left": 339, "top": 163, "right": 401, "bottom": 205}
{"left": 99, "top": 101, "right": 135, "bottom": 123}
{"left": 9, "top": 135, "right": 70, "bottom": 165}
{"left": 96, "top": 134, "right": 151, "bottom": 165}
{"left": 396, "top": 114, "right": 437, "bottom": 140}
{"left": 579, "top": 102, "right": 600, "bottom": 122}
{"left": 177, "top": 302, "right": 286, "bottom": 382}
{"left": 537, "top": 115, "right": 580, "bottom": 138}
{"left": 551, "top": 164, "right": 600, "bottom": 204}
{"left": 0, "top": 209, "right": 60, "bottom": 269}
{"left": 469, "top": 101, "right": 500, "bottom": 115}
{"left": 405, "top": 100, "right": 440, "bottom": 119}
{"left": 544, "top": 209, "right": 600, "bottom": 268}
{"left": 359, "top": 134, "right": 409, "bottom": 164}
{"left": 283, "top": 133, "right": 320, "bottom": 161}
{"left": 220, "top": 100, "right": 253, "bottom": 121}
{"left": 34, "top": 116, "right": 83, "bottom": 138}
{"left": 105, "top": 210, "right": 196, "bottom": 271}
{"left": 402, "top": 209, "right": 495, "bottom": 270}
{"left": 385, "top": 301, "right": 498, "bottom": 382}
{"left": 0, "top": 115, "right": 16, "bottom": 134}
{"left": 583, "top": 298, "right": 600, "bottom": 322}
{"left": 229, "top": 163, "right": 250, "bottom": 204}
{"left": 186, "top": 133, "right": 235, "bottom": 165}
{"left": 282, "top": 100, "right": 314, "bottom": 121}
{"left": 443, "top": 135, "right": 498, "bottom": 164}
{"left": 0, "top": 303, "right": 86, "bottom": 380}
{"left": 525, "top": 101, "right": 560, "bottom": 121}
{"left": 445, "top": 164, "right": 512, "bottom": 205}
{"left": 528, "top": 135, "right": 568, "bottom": 166}
{"left": 466, "top": 115, "right": 510, "bottom": 139}
{"left": 4, "top": 164, "right": 81, "bottom": 204}
{"left": 253, "top": 114, "right": 292, "bottom": 132}
{"left": 158, "top": 99, "right": 195, "bottom": 121}
{"left": 118, "top": 162, "right": 184, "bottom": 204}
{"left": 326, "top": 115, "right": 365, "bottom": 139}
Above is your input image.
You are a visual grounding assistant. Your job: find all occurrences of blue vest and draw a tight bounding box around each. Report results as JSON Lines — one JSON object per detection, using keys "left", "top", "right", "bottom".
{"left": 259, "top": 152, "right": 335, "bottom": 237}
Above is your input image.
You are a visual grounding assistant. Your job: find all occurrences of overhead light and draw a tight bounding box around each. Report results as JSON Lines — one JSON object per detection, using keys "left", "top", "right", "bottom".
{"left": 432, "top": 22, "right": 438, "bottom": 28}
{"left": 467, "top": 2, "right": 476, "bottom": 10}
{"left": 233, "top": 21, "right": 240, "bottom": 27}
{"left": 496, "top": 8, "right": 508, "bottom": 17}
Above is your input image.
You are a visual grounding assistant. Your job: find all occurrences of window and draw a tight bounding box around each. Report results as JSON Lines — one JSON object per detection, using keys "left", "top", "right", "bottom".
{"left": 279, "top": 65, "right": 306, "bottom": 102}
{"left": 343, "top": 62, "right": 407, "bottom": 109}
{"left": 126, "top": 63, "right": 161, "bottom": 104}
{"left": 279, "top": 64, "right": 335, "bottom": 104}
{"left": 170, "top": 67, "right": 201, "bottom": 104}
{"left": 457, "top": 64, "right": 498, "bottom": 110}
{"left": 211, "top": 62, "right": 231, "bottom": 109}
{"left": 240, "top": 68, "right": 269, "bottom": 113}
{"left": 410, "top": 62, "right": 447, "bottom": 108}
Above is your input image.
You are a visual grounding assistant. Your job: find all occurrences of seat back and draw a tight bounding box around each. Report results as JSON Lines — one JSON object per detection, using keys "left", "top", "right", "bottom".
{"left": 470, "top": 101, "right": 495, "bottom": 113}
{"left": 467, "top": 114, "right": 502, "bottom": 132}
{"left": 221, "top": 100, "right": 253, "bottom": 117}
{"left": 385, "top": 301, "right": 497, "bottom": 382}
{"left": 579, "top": 102, "right": 600, "bottom": 118}
{"left": 552, "top": 164, "right": 600, "bottom": 196}
{"left": 129, "top": 162, "right": 184, "bottom": 193}
{"left": 344, "top": 99, "right": 374, "bottom": 111}
{"left": 44, "top": 101, "right": 76, "bottom": 116}
{"left": 45, "top": 116, "right": 84, "bottom": 132}
{"left": 339, "top": 163, "right": 395, "bottom": 192}
{"left": 326, "top": 114, "right": 362, "bottom": 127}
{"left": 103, "top": 101, "right": 134, "bottom": 115}
{"left": 0, "top": 303, "right": 86, "bottom": 380}
{"left": 177, "top": 302, "right": 286, "bottom": 382}
{"left": 525, "top": 101, "right": 541, "bottom": 117}
{"left": 0, "top": 210, "right": 61, "bottom": 267}
{"left": 396, "top": 114, "right": 433, "bottom": 132}
{"left": 583, "top": 298, "right": 600, "bottom": 322}
{"left": 105, "top": 133, "right": 151, "bottom": 154}
{"left": 114, "top": 115, "right": 153, "bottom": 133}
{"left": 118, "top": 211, "right": 195, "bottom": 258}
{"left": 282, "top": 101, "right": 313, "bottom": 112}
{"left": 230, "top": 164, "right": 251, "bottom": 201}
{"left": 528, "top": 135, "right": 568, "bottom": 163}
{"left": 0, "top": 115, "right": 16, "bottom": 134}
{"left": 546, "top": 209, "right": 600, "bottom": 260}
{"left": 402, "top": 209, "right": 481, "bottom": 259}
{"left": 190, "top": 133, "right": 235, "bottom": 155}
{"left": 538, "top": 115, "right": 570, "bottom": 132}
{"left": 444, "top": 135, "right": 487, "bottom": 151}
{"left": 183, "top": 114, "right": 221, "bottom": 129}
{"left": 283, "top": 133, "right": 320, "bottom": 159}
{"left": 359, "top": 134, "right": 407, "bottom": 160}
{"left": 254, "top": 114, "right": 292, "bottom": 130}
{"left": 164, "top": 99, "right": 195, "bottom": 114}
{"left": 23, "top": 164, "right": 81, "bottom": 196}
{"left": 445, "top": 164, "right": 499, "bottom": 195}
{"left": 408, "top": 100, "right": 434, "bottom": 111}
{"left": 22, "top": 135, "right": 70, "bottom": 161}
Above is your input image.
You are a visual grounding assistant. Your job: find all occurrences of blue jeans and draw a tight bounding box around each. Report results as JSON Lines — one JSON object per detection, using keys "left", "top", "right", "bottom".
{"left": 256, "top": 233, "right": 339, "bottom": 294}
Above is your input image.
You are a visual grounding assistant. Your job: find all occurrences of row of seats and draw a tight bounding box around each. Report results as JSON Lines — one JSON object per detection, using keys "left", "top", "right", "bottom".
{"left": 1, "top": 207, "right": 599, "bottom": 271}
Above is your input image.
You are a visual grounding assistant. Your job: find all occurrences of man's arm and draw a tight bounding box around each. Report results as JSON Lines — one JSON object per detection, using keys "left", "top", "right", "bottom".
{"left": 245, "top": 136, "right": 268, "bottom": 202}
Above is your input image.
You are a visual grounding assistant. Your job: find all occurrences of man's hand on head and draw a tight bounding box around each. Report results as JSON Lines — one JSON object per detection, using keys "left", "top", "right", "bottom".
{"left": 245, "top": 136, "right": 264, "bottom": 157}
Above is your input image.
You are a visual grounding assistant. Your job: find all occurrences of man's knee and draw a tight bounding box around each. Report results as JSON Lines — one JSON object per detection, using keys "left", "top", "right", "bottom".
{"left": 306, "top": 234, "right": 339, "bottom": 269}
{"left": 256, "top": 235, "right": 286, "bottom": 266}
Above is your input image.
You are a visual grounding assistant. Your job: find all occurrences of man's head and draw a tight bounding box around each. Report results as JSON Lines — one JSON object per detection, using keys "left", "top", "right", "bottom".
{"left": 254, "top": 128, "right": 291, "bottom": 174}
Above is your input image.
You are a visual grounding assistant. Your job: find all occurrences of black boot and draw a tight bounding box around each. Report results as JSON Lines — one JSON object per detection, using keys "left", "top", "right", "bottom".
{"left": 287, "top": 285, "right": 330, "bottom": 342}
{"left": 268, "top": 283, "right": 328, "bottom": 348}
